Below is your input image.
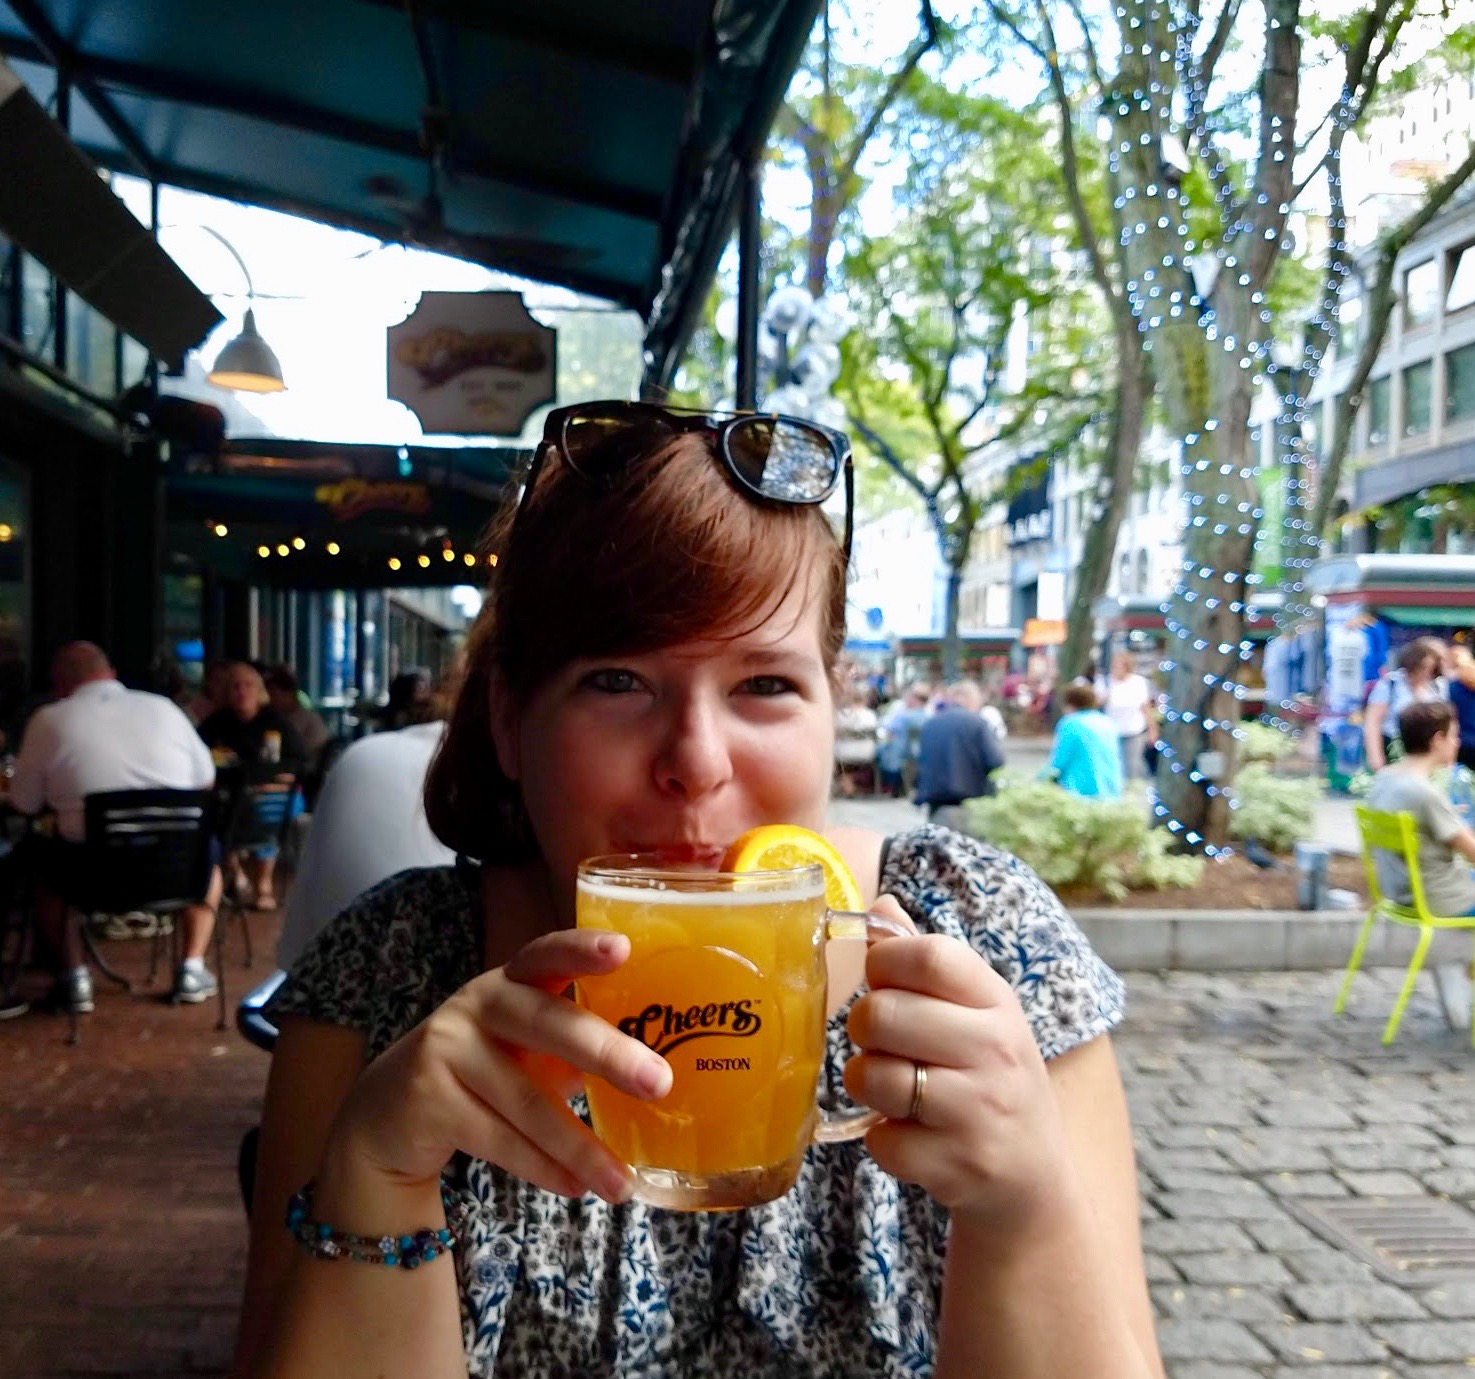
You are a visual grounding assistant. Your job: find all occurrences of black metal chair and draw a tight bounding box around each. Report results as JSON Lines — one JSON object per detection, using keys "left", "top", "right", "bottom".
{"left": 71, "top": 789, "right": 217, "bottom": 1043}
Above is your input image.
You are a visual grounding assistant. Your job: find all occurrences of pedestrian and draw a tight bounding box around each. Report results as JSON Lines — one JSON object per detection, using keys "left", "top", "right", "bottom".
{"left": 913, "top": 678, "right": 1005, "bottom": 826}
{"left": 232, "top": 400, "right": 1157, "bottom": 1379}
{"left": 1046, "top": 680, "right": 1124, "bottom": 799}
{"left": 1364, "top": 637, "right": 1448, "bottom": 771}
{"left": 876, "top": 681, "right": 930, "bottom": 797}
{"left": 1447, "top": 645, "right": 1475, "bottom": 774}
{"left": 1097, "top": 651, "right": 1154, "bottom": 782}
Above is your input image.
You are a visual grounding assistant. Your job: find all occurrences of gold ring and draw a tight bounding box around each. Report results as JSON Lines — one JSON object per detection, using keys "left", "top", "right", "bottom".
{"left": 908, "top": 1062, "right": 928, "bottom": 1122}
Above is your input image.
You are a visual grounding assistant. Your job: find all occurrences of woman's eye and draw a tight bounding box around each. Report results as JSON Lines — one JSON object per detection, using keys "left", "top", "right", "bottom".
{"left": 584, "top": 669, "right": 642, "bottom": 694}
{"left": 743, "top": 675, "right": 797, "bottom": 697}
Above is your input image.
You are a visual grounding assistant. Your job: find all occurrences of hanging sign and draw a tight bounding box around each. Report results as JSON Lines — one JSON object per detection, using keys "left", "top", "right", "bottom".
{"left": 388, "top": 291, "right": 556, "bottom": 436}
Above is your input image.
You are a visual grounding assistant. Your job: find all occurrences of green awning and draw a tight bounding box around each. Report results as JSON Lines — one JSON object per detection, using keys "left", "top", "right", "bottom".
{"left": 1379, "top": 605, "right": 1475, "bottom": 628}
{"left": 0, "top": 0, "right": 821, "bottom": 387}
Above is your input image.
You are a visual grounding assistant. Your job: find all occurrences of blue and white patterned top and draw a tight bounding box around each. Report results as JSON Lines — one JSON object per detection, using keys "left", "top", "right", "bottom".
{"left": 270, "top": 824, "right": 1126, "bottom": 1377}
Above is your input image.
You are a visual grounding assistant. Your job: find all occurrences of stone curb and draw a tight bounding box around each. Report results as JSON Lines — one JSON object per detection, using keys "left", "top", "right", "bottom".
{"left": 1070, "top": 908, "right": 1475, "bottom": 972}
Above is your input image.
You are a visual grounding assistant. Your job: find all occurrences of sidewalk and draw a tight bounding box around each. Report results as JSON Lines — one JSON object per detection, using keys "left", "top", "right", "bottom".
{"left": 4, "top": 932, "right": 1474, "bottom": 1376}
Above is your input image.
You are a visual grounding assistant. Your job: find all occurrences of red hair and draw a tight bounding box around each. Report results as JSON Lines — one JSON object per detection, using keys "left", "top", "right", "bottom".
{"left": 424, "top": 425, "right": 848, "bottom": 861}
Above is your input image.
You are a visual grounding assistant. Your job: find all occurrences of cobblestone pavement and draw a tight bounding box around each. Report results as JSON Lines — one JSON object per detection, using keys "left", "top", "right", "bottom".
{"left": 1120, "top": 966, "right": 1475, "bottom": 1378}
{"left": 7, "top": 902, "right": 1475, "bottom": 1375}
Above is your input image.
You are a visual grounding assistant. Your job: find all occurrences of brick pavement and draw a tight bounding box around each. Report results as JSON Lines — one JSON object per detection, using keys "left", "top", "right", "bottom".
{"left": 5, "top": 903, "right": 1475, "bottom": 1376}
{"left": 1, "top": 915, "right": 277, "bottom": 1378}
{"left": 1122, "top": 966, "right": 1475, "bottom": 1378}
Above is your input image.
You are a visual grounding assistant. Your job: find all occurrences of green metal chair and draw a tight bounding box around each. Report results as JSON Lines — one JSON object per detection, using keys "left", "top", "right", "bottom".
{"left": 1335, "top": 806, "right": 1475, "bottom": 1046}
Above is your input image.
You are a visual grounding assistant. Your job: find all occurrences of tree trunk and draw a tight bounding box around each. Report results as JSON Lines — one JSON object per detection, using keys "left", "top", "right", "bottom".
{"left": 1153, "top": 285, "right": 1261, "bottom": 848}
{"left": 941, "top": 561, "right": 963, "bottom": 681}
{"left": 1059, "top": 330, "right": 1149, "bottom": 681}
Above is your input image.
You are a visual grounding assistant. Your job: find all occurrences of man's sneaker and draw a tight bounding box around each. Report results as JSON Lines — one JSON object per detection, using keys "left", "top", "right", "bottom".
{"left": 66, "top": 968, "right": 94, "bottom": 1014}
{"left": 0, "top": 990, "right": 29, "bottom": 1020}
{"left": 172, "top": 964, "right": 219, "bottom": 1005}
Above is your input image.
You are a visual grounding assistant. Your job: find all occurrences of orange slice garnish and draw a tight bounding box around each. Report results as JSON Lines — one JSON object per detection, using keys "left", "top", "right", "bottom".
{"left": 720, "top": 824, "right": 865, "bottom": 912}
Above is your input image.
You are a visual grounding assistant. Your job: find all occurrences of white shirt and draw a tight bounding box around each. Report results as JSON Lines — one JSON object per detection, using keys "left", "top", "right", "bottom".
{"left": 10, "top": 679, "right": 215, "bottom": 842}
{"left": 1097, "top": 673, "right": 1152, "bottom": 740}
{"left": 276, "top": 722, "right": 455, "bottom": 970}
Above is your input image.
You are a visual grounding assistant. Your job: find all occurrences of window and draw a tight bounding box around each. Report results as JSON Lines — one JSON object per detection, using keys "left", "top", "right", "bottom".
{"left": 65, "top": 295, "right": 118, "bottom": 395}
{"left": 1367, "top": 375, "right": 1391, "bottom": 446}
{"left": 19, "top": 254, "right": 52, "bottom": 359}
{"left": 1448, "top": 341, "right": 1475, "bottom": 423}
{"left": 1448, "top": 241, "right": 1475, "bottom": 314}
{"left": 1337, "top": 291, "right": 1362, "bottom": 355}
{"left": 1403, "top": 361, "right": 1433, "bottom": 436}
{"left": 1404, "top": 259, "right": 1439, "bottom": 329}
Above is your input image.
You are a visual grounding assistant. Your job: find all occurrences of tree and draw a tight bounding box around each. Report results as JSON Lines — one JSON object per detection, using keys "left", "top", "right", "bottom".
{"left": 988, "top": 0, "right": 1462, "bottom": 850}
{"left": 838, "top": 86, "right": 1110, "bottom": 679}
{"left": 982, "top": 3, "right": 1155, "bottom": 685}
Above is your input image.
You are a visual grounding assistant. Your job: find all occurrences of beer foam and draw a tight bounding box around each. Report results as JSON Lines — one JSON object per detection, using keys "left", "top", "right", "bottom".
{"left": 576, "top": 877, "right": 822, "bottom": 907}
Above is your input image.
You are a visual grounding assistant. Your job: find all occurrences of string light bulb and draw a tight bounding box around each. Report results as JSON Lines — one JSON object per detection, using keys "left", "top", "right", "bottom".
{"left": 276, "top": 544, "right": 289, "bottom": 557}
{"left": 388, "top": 557, "right": 402, "bottom": 571}
{"left": 417, "top": 553, "right": 431, "bottom": 568}
{"left": 292, "top": 537, "right": 306, "bottom": 551}
{"left": 257, "top": 545, "right": 270, "bottom": 558}
{"left": 326, "top": 541, "right": 340, "bottom": 555}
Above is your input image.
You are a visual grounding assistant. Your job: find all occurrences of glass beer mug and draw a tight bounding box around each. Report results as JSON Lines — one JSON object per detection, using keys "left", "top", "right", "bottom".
{"left": 574, "top": 854, "right": 908, "bottom": 1211}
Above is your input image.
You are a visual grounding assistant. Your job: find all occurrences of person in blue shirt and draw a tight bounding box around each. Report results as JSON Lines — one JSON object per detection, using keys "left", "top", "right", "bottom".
{"left": 1449, "top": 645, "right": 1475, "bottom": 774}
{"left": 1046, "top": 680, "right": 1124, "bottom": 799}
{"left": 876, "top": 681, "right": 930, "bottom": 797}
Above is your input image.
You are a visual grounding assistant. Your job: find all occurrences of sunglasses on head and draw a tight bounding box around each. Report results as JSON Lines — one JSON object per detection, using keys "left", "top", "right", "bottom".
{"left": 509, "top": 401, "right": 854, "bottom": 558}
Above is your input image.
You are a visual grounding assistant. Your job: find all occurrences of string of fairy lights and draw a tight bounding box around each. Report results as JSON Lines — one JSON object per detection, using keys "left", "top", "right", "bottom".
{"left": 202, "top": 521, "right": 497, "bottom": 573}
{"left": 1094, "top": 0, "right": 1362, "bottom": 853}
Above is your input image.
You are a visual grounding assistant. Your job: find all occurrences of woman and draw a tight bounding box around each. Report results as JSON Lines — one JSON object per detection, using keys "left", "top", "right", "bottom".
{"left": 1097, "top": 651, "right": 1153, "bottom": 782}
{"left": 1047, "top": 680, "right": 1125, "bottom": 800}
{"left": 234, "top": 402, "right": 1161, "bottom": 1379}
{"left": 1364, "top": 636, "right": 1448, "bottom": 772}
{"left": 200, "top": 662, "right": 306, "bottom": 911}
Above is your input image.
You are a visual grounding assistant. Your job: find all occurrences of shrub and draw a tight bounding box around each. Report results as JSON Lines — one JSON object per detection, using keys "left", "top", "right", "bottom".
{"left": 961, "top": 772, "right": 1205, "bottom": 901}
{"left": 1227, "top": 763, "right": 1322, "bottom": 853}
{"left": 1240, "top": 720, "right": 1298, "bottom": 765}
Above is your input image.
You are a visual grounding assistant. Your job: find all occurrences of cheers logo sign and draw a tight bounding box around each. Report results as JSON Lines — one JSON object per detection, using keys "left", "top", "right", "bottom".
{"left": 388, "top": 291, "right": 556, "bottom": 437}
{"left": 617, "top": 999, "right": 763, "bottom": 1059}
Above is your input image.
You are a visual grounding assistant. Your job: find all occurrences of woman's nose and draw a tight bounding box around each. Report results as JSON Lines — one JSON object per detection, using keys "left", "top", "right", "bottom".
{"left": 652, "top": 697, "right": 734, "bottom": 799}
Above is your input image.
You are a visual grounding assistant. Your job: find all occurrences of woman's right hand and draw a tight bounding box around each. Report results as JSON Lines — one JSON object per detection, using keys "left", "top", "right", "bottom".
{"left": 320, "top": 929, "right": 671, "bottom": 1204}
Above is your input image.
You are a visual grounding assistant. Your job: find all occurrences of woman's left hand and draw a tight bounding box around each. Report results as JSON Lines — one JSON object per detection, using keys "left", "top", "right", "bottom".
{"left": 844, "top": 896, "right": 1074, "bottom": 1233}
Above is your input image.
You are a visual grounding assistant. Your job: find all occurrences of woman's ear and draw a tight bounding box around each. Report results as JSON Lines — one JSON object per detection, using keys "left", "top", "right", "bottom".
{"left": 488, "top": 673, "right": 521, "bottom": 782}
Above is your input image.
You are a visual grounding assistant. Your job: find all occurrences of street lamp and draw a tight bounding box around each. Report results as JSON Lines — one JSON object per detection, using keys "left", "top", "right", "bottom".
{"left": 199, "top": 226, "right": 286, "bottom": 394}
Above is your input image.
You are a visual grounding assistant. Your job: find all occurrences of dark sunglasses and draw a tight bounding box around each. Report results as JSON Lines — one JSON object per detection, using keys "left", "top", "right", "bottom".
{"left": 509, "top": 401, "right": 854, "bottom": 557}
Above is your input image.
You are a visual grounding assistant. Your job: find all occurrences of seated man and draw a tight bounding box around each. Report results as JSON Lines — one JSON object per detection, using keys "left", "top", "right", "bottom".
{"left": 9, "top": 642, "right": 220, "bottom": 1013}
{"left": 275, "top": 714, "right": 454, "bottom": 971}
{"left": 1365, "top": 700, "right": 1475, "bottom": 916}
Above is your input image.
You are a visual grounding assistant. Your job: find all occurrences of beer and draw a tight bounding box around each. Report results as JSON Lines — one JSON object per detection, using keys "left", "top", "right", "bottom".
{"left": 576, "top": 861, "right": 829, "bottom": 1211}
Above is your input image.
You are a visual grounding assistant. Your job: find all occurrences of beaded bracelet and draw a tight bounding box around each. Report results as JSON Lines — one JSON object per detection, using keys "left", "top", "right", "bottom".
{"left": 286, "top": 1179, "right": 462, "bottom": 1270}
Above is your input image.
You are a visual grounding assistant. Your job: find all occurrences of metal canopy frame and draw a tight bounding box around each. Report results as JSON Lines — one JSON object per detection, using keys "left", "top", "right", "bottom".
{"left": 0, "top": 0, "right": 822, "bottom": 387}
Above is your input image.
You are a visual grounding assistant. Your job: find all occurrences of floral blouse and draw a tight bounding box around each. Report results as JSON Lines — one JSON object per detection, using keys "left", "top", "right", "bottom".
{"left": 269, "top": 824, "right": 1126, "bottom": 1378}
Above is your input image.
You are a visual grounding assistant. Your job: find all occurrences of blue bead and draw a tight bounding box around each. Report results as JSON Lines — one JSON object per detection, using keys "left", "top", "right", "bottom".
{"left": 317, "top": 1223, "right": 333, "bottom": 1239}
{"left": 423, "top": 1247, "right": 437, "bottom": 1262}
{"left": 436, "top": 1230, "right": 451, "bottom": 1245}
{"left": 383, "top": 1253, "right": 398, "bottom": 1267}
{"left": 398, "top": 1235, "right": 414, "bottom": 1250}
